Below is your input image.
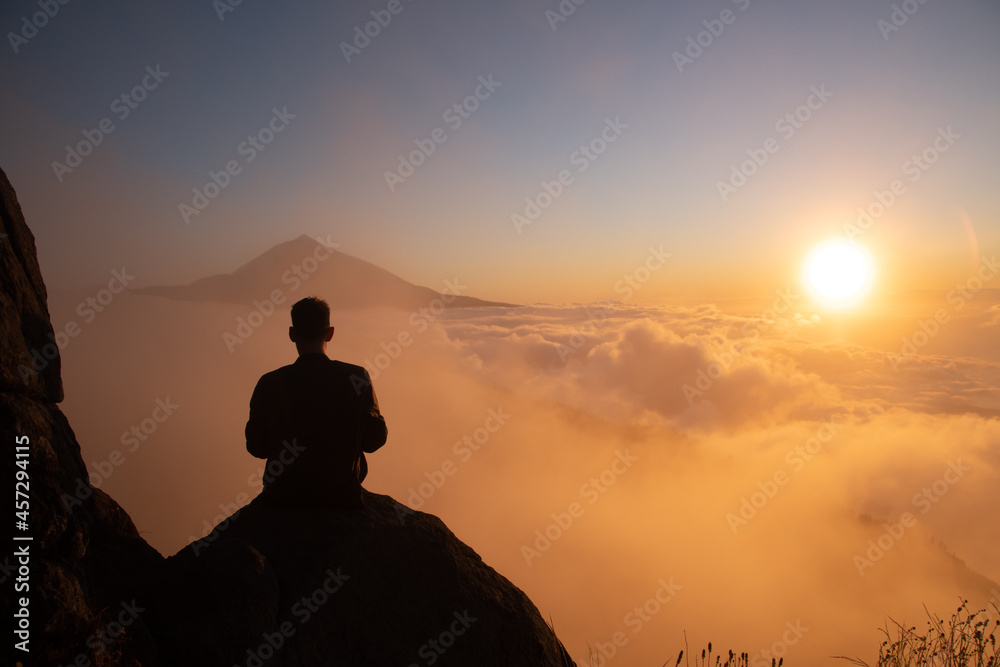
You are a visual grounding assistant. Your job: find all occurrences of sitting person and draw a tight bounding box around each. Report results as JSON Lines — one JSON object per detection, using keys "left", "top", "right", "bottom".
{"left": 245, "top": 296, "right": 387, "bottom": 509}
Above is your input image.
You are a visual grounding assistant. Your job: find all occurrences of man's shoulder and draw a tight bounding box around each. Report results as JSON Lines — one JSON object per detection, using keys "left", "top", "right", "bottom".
{"left": 256, "top": 357, "right": 370, "bottom": 385}
{"left": 255, "top": 363, "right": 297, "bottom": 387}
{"left": 327, "top": 359, "right": 372, "bottom": 381}
{"left": 328, "top": 359, "right": 368, "bottom": 373}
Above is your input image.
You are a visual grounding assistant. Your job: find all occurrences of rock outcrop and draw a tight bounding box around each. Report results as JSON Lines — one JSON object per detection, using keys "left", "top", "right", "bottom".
{"left": 1, "top": 166, "right": 164, "bottom": 667}
{"left": 146, "top": 491, "right": 576, "bottom": 666}
{"left": 0, "top": 166, "right": 575, "bottom": 667}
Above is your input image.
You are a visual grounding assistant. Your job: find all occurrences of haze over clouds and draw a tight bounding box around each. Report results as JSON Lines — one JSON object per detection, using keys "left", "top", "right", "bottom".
{"left": 46, "top": 244, "right": 1000, "bottom": 664}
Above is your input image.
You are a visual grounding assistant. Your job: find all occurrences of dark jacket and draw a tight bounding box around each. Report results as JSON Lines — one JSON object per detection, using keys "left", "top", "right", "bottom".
{"left": 245, "top": 353, "right": 387, "bottom": 508}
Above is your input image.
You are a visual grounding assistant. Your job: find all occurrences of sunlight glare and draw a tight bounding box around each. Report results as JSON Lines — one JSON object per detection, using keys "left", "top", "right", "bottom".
{"left": 802, "top": 239, "right": 875, "bottom": 308}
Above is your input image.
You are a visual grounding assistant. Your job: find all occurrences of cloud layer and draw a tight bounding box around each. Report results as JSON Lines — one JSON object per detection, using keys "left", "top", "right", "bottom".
{"left": 51, "top": 290, "right": 1000, "bottom": 665}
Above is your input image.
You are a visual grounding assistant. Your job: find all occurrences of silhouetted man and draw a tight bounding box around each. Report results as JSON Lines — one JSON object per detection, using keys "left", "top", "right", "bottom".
{"left": 246, "top": 296, "right": 387, "bottom": 509}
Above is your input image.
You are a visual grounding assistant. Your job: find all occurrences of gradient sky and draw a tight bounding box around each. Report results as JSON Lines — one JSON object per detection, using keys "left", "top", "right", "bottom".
{"left": 2, "top": 0, "right": 999, "bottom": 303}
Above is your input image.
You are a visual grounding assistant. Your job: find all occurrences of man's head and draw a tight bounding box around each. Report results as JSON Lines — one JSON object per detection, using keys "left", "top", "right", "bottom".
{"left": 289, "top": 296, "right": 334, "bottom": 354}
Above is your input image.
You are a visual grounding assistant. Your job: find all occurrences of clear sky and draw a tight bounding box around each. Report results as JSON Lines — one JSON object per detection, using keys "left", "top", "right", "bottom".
{"left": 2, "top": 0, "right": 998, "bottom": 303}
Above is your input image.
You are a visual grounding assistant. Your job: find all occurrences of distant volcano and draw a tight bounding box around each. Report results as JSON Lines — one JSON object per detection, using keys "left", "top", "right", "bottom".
{"left": 134, "top": 234, "right": 518, "bottom": 310}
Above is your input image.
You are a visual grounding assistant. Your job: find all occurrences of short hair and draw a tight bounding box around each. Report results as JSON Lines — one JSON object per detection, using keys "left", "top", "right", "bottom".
{"left": 290, "top": 297, "right": 330, "bottom": 340}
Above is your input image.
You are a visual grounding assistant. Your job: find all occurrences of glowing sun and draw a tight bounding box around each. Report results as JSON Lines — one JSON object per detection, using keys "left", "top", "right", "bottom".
{"left": 802, "top": 239, "right": 875, "bottom": 307}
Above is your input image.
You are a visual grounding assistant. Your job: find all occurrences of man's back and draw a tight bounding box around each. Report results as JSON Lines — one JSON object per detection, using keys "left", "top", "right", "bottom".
{"left": 245, "top": 353, "right": 387, "bottom": 508}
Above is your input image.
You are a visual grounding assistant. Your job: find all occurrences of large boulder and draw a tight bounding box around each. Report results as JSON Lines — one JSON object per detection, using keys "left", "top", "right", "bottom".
{"left": 145, "top": 491, "right": 576, "bottom": 667}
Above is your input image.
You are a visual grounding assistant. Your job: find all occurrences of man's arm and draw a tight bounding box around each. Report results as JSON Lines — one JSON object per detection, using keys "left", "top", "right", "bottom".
{"left": 246, "top": 375, "right": 281, "bottom": 459}
{"left": 358, "top": 369, "right": 387, "bottom": 453}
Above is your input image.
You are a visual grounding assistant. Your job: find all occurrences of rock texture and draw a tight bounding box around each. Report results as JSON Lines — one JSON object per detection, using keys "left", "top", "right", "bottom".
{"left": 1, "top": 166, "right": 165, "bottom": 667}
{"left": 0, "top": 166, "right": 575, "bottom": 667}
{"left": 146, "top": 491, "right": 576, "bottom": 667}
{"left": 0, "top": 165, "right": 62, "bottom": 403}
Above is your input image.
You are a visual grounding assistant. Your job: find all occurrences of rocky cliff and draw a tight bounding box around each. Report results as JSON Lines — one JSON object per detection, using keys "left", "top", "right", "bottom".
{"left": 0, "top": 166, "right": 575, "bottom": 667}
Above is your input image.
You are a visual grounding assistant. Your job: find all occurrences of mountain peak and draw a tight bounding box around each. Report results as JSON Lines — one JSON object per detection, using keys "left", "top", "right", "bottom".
{"left": 135, "top": 235, "right": 518, "bottom": 310}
